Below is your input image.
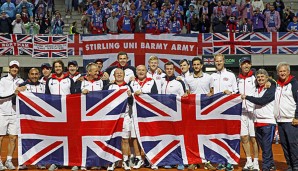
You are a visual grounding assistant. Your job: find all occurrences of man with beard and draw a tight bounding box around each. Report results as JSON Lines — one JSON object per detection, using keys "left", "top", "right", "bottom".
{"left": 264, "top": 4, "right": 280, "bottom": 32}
{"left": 16, "top": 68, "right": 45, "bottom": 94}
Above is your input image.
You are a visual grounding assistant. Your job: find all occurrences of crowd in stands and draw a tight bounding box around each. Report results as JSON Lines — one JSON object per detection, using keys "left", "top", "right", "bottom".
{"left": 0, "top": 0, "right": 298, "bottom": 34}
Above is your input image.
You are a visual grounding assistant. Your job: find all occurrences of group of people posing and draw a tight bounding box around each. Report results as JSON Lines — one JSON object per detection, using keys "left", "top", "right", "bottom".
{"left": 0, "top": 52, "right": 298, "bottom": 171}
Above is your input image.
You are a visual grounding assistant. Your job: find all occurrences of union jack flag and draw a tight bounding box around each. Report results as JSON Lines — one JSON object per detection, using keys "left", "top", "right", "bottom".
{"left": 83, "top": 34, "right": 199, "bottom": 69}
{"left": 68, "top": 34, "right": 83, "bottom": 56}
{"left": 213, "top": 33, "right": 251, "bottom": 54}
{"left": 251, "top": 32, "right": 298, "bottom": 54}
{"left": 133, "top": 93, "right": 242, "bottom": 165}
{"left": 198, "top": 33, "right": 213, "bottom": 55}
{"left": 0, "top": 34, "right": 33, "bottom": 56}
{"left": 33, "top": 35, "right": 68, "bottom": 58}
{"left": 17, "top": 90, "right": 128, "bottom": 167}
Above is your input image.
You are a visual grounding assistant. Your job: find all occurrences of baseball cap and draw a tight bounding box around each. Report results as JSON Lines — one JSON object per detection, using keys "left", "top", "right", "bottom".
{"left": 1, "top": 10, "right": 6, "bottom": 14}
{"left": 68, "top": 60, "right": 78, "bottom": 67}
{"left": 239, "top": 57, "right": 251, "bottom": 64}
{"left": 9, "top": 60, "right": 19, "bottom": 68}
{"left": 41, "top": 63, "right": 51, "bottom": 69}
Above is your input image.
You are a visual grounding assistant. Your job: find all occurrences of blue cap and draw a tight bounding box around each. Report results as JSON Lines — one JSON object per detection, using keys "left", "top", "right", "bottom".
{"left": 68, "top": 60, "right": 78, "bottom": 67}
{"left": 239, "top": 57, "right": 251, "bottom": 64}
{"left": 41, "top": 63, "right": 51, "bottom": 69}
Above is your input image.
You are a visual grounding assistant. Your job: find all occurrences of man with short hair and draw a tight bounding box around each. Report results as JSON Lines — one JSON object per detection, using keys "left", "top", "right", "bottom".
{"left": 274, "top": 62, "right": 298, "bottom": 171}
{"left": 264, "top": 4, "right": 280, "bottom": 32}
{"left": 39, "top": 63, "right": 52, "bottom": 85}
{"left": 103, "top": 68, "right": 133, "bottom": 171}
{"left": 105, "top": 51, "right": 136, "bottom": 84}
{"left": 0, "top": 60, "right": 24, "bottom": 170}
{"left": 16, "top": 68, "right": 45, "bottom": 94}
{"left": 147, "top": 55, "right": 165, "bottom": 94}
{"left": 211, "top": 54, "right": 238, "bottom": 95}
{"left": 185, "top": 57, "right": 215, "bottom": 171}
{"left": 211, "top": 54, "right": 238, "bottom": 171}
{"left": 67, "top": 60, "right": 81, "bottom": 82}
{"left": 237, "top": 57, "right": 259, "bottom": 171}
{"left": 129, "top": 65, "right": 158, "bottom": 169}
{"left": 75, "top": 62, "right": 103, "bottom": 94}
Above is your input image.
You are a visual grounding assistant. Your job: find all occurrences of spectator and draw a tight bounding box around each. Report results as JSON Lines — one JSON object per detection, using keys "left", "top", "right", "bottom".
{"left": 11, "top": 13, "right": 24, "bottom": 34}
{"left": 171, "top": 0, "right": 184, "bottom": 25}
{"left": 51, "top": 12, "right": 64, "bottom": 34}
{"left": 134, "top": 11, "right": 145, "bottom": 33}
{"left": 227, "top": 0, "right": 240, "bottom": 19}
{"left": 106, "top": 11, "right": 119, "bottom": 33}
{"left": 91, "top": 7, "right": 104, "bottom": 34}
{"left": 24, "top": 16, "right": 40, "bottom": 34}
{"left": 156, "top": 11, "right": 169, "bottom": 33}
{"left": 169, "top": 16, "right": 181, "bottom": 33}
{"left": 213, "top": 10, "right": 227, "bottom": 33}
{"left": 34, "top": 0, "right": 47, "bottom": 17}
{"left": 251, "top": 0, "right": 264, "bottom": 12}
{"left": 189, "top": 13, "right": 199, "bottom": 33}
{"left": 213, "top": 1, "right": 227, "bottom": 18}
{"left": 122, "top": 0, "right": 131, "bottom": 11}
{"left": 16, "top": 0, "right": 34, "bottom": 17}
{"left": 239, "top": 18, "right": 252, "bottom": 33}
{"left": 137, "top": 0, "right": 149, "bottom": 20}
{"left": 226, "top": 15, "right": 239, "bottom": 32}
{"left": 281, "top": 6, "right": 295, "bottom": 32}
{"left": 35, "top": 6, "right": 49, "bottom": 34}
{"left": 198, "top": 13, "right": 210, "bottom": 33}
{"left": 65, "top": 0, "right": 72, "bottom": 15}
{"left": 199, "top": 1, "right": 212, "bottom": 20}
{"left": 240, "top": 0, "right": 254, "bottom": 22}
{"left": 252, "top": 8, "right": 265, "bottom": 32}
{"left": 161, "top": 3, "right": 171, "bottom": 21}
{"left": 70, "top": 21, "right": 80, "bottom": 34}
{"left": 264, "top": 4, "right": 280, "bottom": 32}
{"left": 118, "top": 10, "right": 134, "bottom": 33}
{"left": 20, "top": 5, "right": 29, "bottom": 23}
{"left": 186, "top": 4, "right": 196, "bottom": 33}
{"left": 129, "top": 3, "right": 137, "bottom": 18}
{"left": 144, "top": 9, "right": 157, "bottom": 33}
{"left": 287, "top": 16, "right": 298, "bottom": 32}
{"left": 0, "top": 0, "right": 16, "bottom": 20}
{"left": 77, "top": 0, "right": 84, "bottom": 14}
{"left": 273, "top": 0, "right": 284, "bottom": 20}
{"left": 263, "top": 2, "right": 270, "bottom": 15}
{"left": 0, "top": 11, "right": 11, "bottom": 34}
{"left": 151, "top": 1, "right": 159, "bottom": 18}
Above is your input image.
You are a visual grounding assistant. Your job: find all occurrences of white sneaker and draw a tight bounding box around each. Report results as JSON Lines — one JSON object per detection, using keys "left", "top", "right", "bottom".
{"left": 122, "top": 160, "right": 131, "bottom": 171}
{"left": 48, "top": 164, "right": 58, "bottom": 171}
{"left": 253, "top": 162, "right": 260, "bottom": 171}
{"left": 71, "top": 166, "right": 79, "bottom": 171}
{"left": 151, "top": 165, "right": 158, "bottom": 170}
{"left": 36, "top": 164, "right": 47, "bottom": 169}
{"left": 81, "top": 166, "right": 87, "bottom": 170}
{"left": 242, "top": 161, "right": 253, "bottom": 171}
{"left": 18, "top": 165, "right": 28, "bottom": 170}
{"left": 107, "top": 163, "right": 116, "bottom": 171}
{"left": 5, "top": 160, "right": 16, "bottom": 170}
{"left": 133, "top": 158, "right": 144, "bottom": 169}
{"left": 129, "top": 156, "right": 135, "bottom": 167}
{"left": 0, "top": 162, "right": 7, "bottom": 171}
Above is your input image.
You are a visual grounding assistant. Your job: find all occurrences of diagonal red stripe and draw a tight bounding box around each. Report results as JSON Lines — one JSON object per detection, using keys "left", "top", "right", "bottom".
{"left": 134, "top": 95, "right": 171, "bottom": 117}
{"left": 24, "top": 141, "right": 63, "bottom": 165}
{"left": 151, "top": 140, "right": 180, "bottom": 164}
{"left": 18, "top": 93, "right": 55, "bottom": 117}
{"left": 94, "top": 141, "right": 122, "bottom": 159}
{"left": 210, "top": 139, "right": 240, "bottom": 163}
{"left": 201, "top": 94, "right": 240, "bottom": 115}
{"left": 86, "top": 89, "right": 127, "bottom": 116}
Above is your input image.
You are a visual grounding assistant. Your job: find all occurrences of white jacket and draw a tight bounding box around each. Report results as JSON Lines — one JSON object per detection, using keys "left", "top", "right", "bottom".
{"left": 0, "top": 73, "right": 24, "bottom": 115}
{"left": 211, "top": 68, "right": 238, "bottom": 94}
{"left": 274, "top": 76, "right": 298, "bottom": 122}
{"left": 45, "top": 74, "right": 75, "bottom": 95}
{"left": 237, "top": 71, "right": 256, "bottom": 112}
{"left": 147, "top": 70, "right": 166, "bottom": 94}
{"left": 161, "top": 76, "right": 186, "bottom": 96}
{"left": 129, "top": 78, "right": 158, "bottom": 94}
{"left": 246, "top": 85, "right": 276, "bottom": 124}
{"left": 75, "top": 78, "right": 103, "bottom": 93}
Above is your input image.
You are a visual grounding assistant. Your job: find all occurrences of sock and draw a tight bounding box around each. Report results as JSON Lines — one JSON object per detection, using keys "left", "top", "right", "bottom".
{"left": 254, "top": 158, "right": 258, "bottom": 163}
{"left": 136, "top": 156, "right": 142, "bottom": 160}
{"left": 123, "top": 155, "right": 129, "bottom": 161}
{"left": 7, "top": 156, "right": 12, "bottom": 161}
{"left": 247, "top": 157, "right": 252, "bottom": 163}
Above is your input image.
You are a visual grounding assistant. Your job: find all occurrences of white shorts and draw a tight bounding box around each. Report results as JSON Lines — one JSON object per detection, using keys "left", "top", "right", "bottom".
{"left": 0, "top": 115, "right": 18, "bottom": 135}
{"left": 240, "top": 112, "right": 255, "bottom": 137}
{"left": 122, "top": 115, "right": 131, "bottom": 139}
{"left": 130, "top": 118, "right": 137, "bottom": 138}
